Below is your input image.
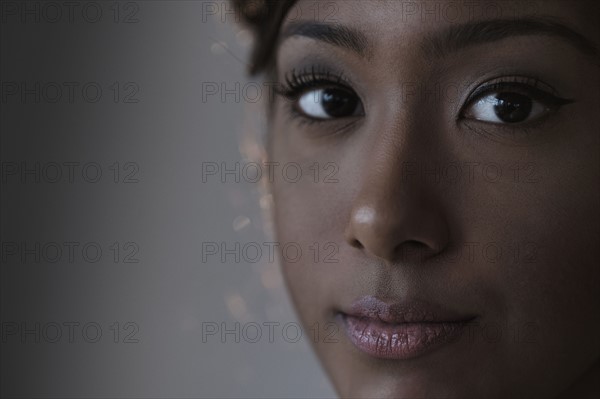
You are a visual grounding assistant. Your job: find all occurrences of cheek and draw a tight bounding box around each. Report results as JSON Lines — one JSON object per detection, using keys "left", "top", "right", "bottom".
{"left": 509, "top": 160, "right": 600, "bottom": 345}
{"left": 498, "top": 127, "right": 599, "bottom": 317}
{"left": 456, "top": 129, "right": 600, "bottom": 389}
{"left": 267, "top": 130, "right": 347, "bottom": 322}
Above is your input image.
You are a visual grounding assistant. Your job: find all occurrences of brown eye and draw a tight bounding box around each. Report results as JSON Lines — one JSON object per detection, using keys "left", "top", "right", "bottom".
{"left": 491, "top": 92, "right": 533, "bottom": 123}
{"left": 464, "top": 91, "right": 549, "bottom": 124}
{"left": 297, "top": 88, "right": 363, "bottom": 120}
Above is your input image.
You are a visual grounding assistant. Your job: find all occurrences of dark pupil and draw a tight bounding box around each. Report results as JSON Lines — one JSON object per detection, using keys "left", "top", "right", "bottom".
{"left": 493, "top": 92, "right": 532, "bottom": 123}
{"left": 322, "top": 88, "right": 357, "bottom": 117}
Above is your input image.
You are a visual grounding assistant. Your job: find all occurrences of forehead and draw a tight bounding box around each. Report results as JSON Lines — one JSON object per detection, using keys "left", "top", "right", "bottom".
{"left": 275, "top": 0, "right": 599, "bottom": 78}
{"left": 282, "top": 0, "right": 597, "bottom": 46}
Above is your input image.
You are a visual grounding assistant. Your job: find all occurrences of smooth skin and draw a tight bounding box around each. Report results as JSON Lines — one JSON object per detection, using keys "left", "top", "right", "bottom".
{"left": 266, "top": 1, "right": 600, "bottom": 397}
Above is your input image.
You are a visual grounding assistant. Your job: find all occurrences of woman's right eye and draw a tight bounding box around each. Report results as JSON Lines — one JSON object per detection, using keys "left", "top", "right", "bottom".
{"left": 296, "top": 87, "right": 364, "bottom": 120}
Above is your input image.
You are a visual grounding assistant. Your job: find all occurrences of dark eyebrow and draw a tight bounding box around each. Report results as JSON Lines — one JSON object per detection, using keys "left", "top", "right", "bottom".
{"left": 279, "top": 21, "right": 372, "bottom": 59}
{"left": 278, "top": 17, "right": 598, "bottom": 62}
{"left": 424, "top": 17, "right": 599, "bottom": 59}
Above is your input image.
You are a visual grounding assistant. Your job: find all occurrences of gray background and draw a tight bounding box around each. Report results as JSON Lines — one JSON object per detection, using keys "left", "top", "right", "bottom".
{"left": 0, "top": 1, "right": 336, "bottom": 397}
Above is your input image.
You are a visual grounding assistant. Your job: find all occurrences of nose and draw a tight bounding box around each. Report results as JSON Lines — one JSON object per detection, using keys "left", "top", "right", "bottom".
{"left": 344, "top": 127, "right": 449, "bottom": 264}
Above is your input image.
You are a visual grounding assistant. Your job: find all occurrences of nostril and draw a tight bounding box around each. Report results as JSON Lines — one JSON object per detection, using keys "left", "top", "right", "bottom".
{"left": 349, "top": 238, "right": 363, "bottom": 249}
{"left": 404, "top": 240, "right": 426, "bottom": 247}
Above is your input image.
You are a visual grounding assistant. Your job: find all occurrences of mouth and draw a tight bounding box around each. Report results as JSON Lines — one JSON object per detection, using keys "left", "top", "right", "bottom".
{"left": 339, "top": 296, "right": 477, "bottom": 360}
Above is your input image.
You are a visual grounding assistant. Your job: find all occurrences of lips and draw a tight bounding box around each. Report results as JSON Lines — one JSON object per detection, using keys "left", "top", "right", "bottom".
{"left": 340, "top": 296, "right": 476, "bottom": 360}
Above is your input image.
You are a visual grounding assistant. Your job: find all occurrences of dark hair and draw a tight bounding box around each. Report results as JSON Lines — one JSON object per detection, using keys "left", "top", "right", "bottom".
{"left": 232, "top": 0, "right": 298, "bottom": 75}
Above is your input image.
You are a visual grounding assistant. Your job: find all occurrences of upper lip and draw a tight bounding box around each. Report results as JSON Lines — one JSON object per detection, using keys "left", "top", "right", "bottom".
{"left": 344, "top": 295, "right": 476, "bottom": 324}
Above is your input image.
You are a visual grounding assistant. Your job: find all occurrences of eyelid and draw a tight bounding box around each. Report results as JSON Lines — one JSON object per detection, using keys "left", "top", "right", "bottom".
{"left": 275, "top": 65, "right": 354, "bottom": 99}
{"left": 459, "top": 76, "right": 574, "bottom": 119}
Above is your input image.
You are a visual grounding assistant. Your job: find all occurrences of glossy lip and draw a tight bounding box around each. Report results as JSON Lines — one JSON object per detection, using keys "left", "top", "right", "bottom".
{"left": 340, "top": 296, "right": 477, "bottom": 360}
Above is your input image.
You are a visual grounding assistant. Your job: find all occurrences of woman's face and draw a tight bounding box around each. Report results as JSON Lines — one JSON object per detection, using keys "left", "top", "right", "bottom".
{"left": 267, "top": 0, "right": 599, "bottom": 397}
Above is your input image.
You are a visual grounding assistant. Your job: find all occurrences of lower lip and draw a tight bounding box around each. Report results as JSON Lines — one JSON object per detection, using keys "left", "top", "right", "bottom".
{"left": 341, "top": 314, "right": 470, "bottom": 360}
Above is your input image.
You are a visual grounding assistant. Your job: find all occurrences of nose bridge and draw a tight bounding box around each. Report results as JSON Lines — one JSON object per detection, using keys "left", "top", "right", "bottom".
{"left": 344, "top": 111, "right": 449, "bottom": 264}
{"left": 358, "top": 130, "right": 416, "bottom": 217}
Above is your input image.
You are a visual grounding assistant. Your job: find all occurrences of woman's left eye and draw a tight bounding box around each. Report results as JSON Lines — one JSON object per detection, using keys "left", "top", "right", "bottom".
{"left": 463, "top": 91, "right": 549, "bottom": 124}
{"left": 460, "top": 79, "right": 573, "bottom": 126}
{"left": 296, "top": 87, "right": 364, "bottom": 120}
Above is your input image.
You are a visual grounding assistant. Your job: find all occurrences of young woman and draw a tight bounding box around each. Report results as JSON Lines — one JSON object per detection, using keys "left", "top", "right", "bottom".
{"left": 233, "top": 1, "right": 600, "bottom": 397}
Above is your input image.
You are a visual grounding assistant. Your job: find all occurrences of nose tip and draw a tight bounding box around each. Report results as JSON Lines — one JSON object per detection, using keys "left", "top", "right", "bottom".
{"left": 345, "top": 206, "right": 396, "bottom": 259}
{"left": 345, "top": 204, "right": 448, "bottom": 264}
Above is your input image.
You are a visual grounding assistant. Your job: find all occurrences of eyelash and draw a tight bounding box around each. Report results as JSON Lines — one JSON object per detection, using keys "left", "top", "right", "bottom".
{"left": 459, "top": 76, "right": 573, "bottom": 117}
{"left": 276, "top": 65, "right": 352, "bottom": 100}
